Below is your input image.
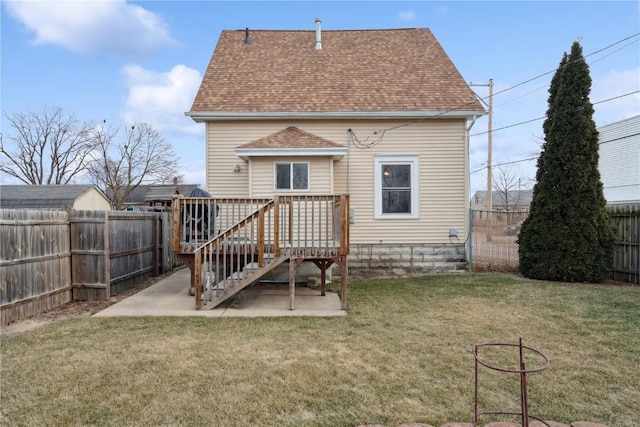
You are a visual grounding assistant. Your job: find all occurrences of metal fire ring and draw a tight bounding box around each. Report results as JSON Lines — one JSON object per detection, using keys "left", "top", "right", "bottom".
{"left": 473, "top": 342, "right": 551, "bottom": 374}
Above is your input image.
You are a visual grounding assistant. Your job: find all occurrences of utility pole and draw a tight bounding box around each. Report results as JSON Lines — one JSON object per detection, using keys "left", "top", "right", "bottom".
{"left": 486, "top": 79, "right": 494, "bottom": 211}
{"left": 486, "top": 79, "right": 494, "bottom": 240}
{"left": 470, "top": 79, "right": 494, "bottom": 240}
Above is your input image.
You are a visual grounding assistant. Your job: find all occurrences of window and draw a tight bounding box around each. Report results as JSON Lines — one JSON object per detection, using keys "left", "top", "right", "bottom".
{"left": 374, "top": 155, "right": 419, "bottom": 219}
{"left": 275, "top": 162, "right": 309, "bottom": 190}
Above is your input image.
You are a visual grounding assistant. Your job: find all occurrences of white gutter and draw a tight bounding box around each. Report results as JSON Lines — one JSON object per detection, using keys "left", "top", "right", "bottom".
{"left": 235, "top": 147, "right": 348, "bottom": 161}
{"left": 465, "top": 114, "right": 481, "bottom": 270}
{"left": 186, "top": 110, "right": 487, "bottom": 122}
{"left": 466, "top": 115, "right": 481, "bottom": 207}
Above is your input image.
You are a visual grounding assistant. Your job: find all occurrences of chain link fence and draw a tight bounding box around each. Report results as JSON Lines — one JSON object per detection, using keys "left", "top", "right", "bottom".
{"left": 470, "top": 209, "right": 528, "bottom": 272}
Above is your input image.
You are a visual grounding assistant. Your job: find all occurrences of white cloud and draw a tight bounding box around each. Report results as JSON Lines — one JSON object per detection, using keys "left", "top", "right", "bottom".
{"left": 397, "top": 10, "right": 417, "bottom": 22}
{"left": 121, "top": 64, "right": 203, "bottom": 136}
{"left": 433, "top": 6, "right": 448, "bottom": 17}
{"left": 4, "top": 0, "right": 176, "bottom": 56}
{"left": 592, "top": 67, "right": 640, "bottom": 125}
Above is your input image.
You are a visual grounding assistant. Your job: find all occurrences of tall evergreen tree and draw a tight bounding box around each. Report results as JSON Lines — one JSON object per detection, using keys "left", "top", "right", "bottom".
{"left": 518, "top": 41, "right": 614, "bottom": 282}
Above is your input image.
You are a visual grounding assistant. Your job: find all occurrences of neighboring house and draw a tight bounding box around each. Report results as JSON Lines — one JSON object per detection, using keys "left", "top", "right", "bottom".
{"left": 122, "top": 183, "right": 201, "bottom": 211}
{"left": 186, "top": 23, "right": 485, "bottom": 276}
{"left": 598, "top": 115, "right": 640, "bottom": 204}
{"left": 0, "top": 185, "right": 111, "bottom": 211}
{"left": 471, "top": 190, "right": 533, "bottom": 211}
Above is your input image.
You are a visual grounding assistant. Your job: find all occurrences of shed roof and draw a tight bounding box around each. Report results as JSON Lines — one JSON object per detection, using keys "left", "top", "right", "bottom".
{"left": 0, "top": 185, "right": 106, "bottom": 209}
{"left": 122, "top": 184, "right": 202, "bottom": 204}
{"left": 190, "top": 28, "right": 484, "bottom": 116}
{"left": 144, "top": 184, "right": 201, "bottom": 202}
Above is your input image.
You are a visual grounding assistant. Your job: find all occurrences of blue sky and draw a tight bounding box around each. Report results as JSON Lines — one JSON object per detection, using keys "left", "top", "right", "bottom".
{"left": 2, "top": 1, "right": 639, "bottom": 195}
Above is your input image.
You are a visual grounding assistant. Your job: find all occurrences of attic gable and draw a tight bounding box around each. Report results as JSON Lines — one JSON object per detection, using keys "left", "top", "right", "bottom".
{"left": 189, "top": 27, "right": 484, "bottom": 118}
{"left": 235, "top": 126, "right": 347, "bottom": 160}
{"left": 238, "top": 127, "right": 344, "bottom": 149}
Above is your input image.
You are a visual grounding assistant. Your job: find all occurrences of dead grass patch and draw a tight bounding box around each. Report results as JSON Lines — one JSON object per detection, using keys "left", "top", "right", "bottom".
{"left": 1, "top": 274, "right": 639, "bottom": 426}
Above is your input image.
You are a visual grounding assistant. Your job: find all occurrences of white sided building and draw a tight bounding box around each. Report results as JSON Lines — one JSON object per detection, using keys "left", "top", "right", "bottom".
{"left": 598, "top": 115, "right": 640, "bottom": 204}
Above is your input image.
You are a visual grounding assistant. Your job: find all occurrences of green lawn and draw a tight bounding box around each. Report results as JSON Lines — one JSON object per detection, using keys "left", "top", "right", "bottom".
{"left": 1, "top": 274, "right": 639, "bottom": 426}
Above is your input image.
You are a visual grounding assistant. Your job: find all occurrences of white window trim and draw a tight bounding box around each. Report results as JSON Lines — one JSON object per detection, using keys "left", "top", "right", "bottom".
{"left": 374, "top": 155, "right": 419, "bottom": 219}
{"left": 273, "top": 161, "right": 310, "bottom": 191}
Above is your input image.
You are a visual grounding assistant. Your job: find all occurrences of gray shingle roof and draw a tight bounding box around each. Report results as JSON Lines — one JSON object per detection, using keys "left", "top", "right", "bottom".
{"left": 121, "top": 184, "right": 201, "bottom": 204}
{"left": 190, "top": 28, "right": 484, "bottom": 114}
{"left": 0, "top": 185, "right": 102, "bottom": 209}
{"left": 144, "top": 185, "right": 201, "bottom": 202}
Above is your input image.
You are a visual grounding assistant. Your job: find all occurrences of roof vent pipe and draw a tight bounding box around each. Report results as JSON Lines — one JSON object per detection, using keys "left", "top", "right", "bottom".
{"left": 244, "top": 27, "right": 250, "bottom": 44}
{"left": 314, "top": 18, "right": 322, "bottom": 50}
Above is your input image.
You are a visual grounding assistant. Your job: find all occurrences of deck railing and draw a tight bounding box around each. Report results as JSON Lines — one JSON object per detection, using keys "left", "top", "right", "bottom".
{"left": 171, "top": 195, "right": 350, "bottom": 308}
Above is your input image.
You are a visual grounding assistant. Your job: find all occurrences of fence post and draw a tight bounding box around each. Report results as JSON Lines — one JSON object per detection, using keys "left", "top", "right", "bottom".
{"left": 152, "top": 214, "right": 159, "bottom": 277}
{"left": 468, "top": 208, "right": 474, "bottom": 272}
{"left": 104, "top": 211, "right": 111, "bottom": 298}
{"left": 161, "top": 212, "right": 170, "bottom": 273}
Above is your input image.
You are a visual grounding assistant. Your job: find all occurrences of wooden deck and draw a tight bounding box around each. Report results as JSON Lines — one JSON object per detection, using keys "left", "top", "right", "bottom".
{"left": 171, "top": 195, "right": 350, "bottom": 310}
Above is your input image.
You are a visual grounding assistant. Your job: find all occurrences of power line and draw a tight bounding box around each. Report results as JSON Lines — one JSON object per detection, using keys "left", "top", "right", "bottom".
{"left": 470, "top": 99, "right": 640, "bottom": 174}
{"left": 471, "top": 157, "right": 538, "bottom": 174}
{"left": 469, "top": 90, "right": 640, "bottom": 137}
{"left": 490, "top": 32, "right": 640, "bottom": 99}
{"left": 485, "top": 37, "right": 639, "bottom": 114}
{"left": 349, "top": 32, "right": 640, "bottom": 146}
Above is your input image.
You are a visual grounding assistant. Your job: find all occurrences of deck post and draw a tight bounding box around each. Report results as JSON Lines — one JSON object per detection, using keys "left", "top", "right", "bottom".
{"left": 274, "top": 196, "right": 280, "bottom": 257}
{"left": 289, "top": 258, "right": 296, "bottom": 310}
{"left": 171, "top": 195, "right": 182, "bottom": 253}
{"left": 339, "top": 256, "right": 347, "bottom": 309}
{"left": 339, "top": 194, "right": 350, "bottom": 256}
{"left": 194, "top": 249, "right": 202, "bottom": 310}
{"left": 258, "top": 207, "right": 265, "bottom": 267}
{"left": 312, "top": 259, "right": 334, "bottom": 296}
{"left": 289, "top": 258, "right": 304, "bottom": 310}
{"left": 288, "top": 198, "right": 294, "bottom": 246}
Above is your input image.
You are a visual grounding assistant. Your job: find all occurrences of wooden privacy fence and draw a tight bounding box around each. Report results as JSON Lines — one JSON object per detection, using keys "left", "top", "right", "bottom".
{"left": 1, "top": 210, "right": 72, "bottom": 325}
{"left": 1, "top": 209, "right": 179, "bottom": 325}
{"left": 608, "top": 204, "right": 640, "bottom": 285}
{"left": 470, "top": 205, "right": 640, "bottom": 284}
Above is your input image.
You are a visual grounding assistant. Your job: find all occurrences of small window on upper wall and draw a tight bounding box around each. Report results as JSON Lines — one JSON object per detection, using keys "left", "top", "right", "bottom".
{"left": 374, "top": 155, "right": 419, "bottom": 219}
{"left": 275, "top": 162, "right": 309, "bottom": 190}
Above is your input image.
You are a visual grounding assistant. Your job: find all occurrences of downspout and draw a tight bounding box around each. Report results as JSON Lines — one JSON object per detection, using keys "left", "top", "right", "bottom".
{"left": 346, "top": 129, "right": 352, "bottom": 194}
{"left": 466, "top": 115, "right": 479, "bottom": 271}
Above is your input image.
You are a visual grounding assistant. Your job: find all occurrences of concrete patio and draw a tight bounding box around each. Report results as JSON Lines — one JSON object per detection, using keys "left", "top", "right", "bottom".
{"left": 93, "top": 268, "right": 346, "bottom": 318}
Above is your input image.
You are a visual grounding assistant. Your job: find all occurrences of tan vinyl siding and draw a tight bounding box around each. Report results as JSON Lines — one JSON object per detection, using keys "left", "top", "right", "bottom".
{"left": 74, "top": 189, "right": 111, "bottom": 211}
{"left": 250, "top": 157, "right": 333, "bottom": 198}
{"left": 206, "top": 119, "right": 468, "bottom": 244}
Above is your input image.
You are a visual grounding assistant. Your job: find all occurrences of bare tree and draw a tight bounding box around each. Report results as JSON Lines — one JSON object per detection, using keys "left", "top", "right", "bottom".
{"left": 1, "top": 106, "right": 94, "bottom": 184}
{"left": 492, "top": 165, "right": 531, "bottom": 211}
{"left": 85, "top": 122, "right": 179, "bottom": 209}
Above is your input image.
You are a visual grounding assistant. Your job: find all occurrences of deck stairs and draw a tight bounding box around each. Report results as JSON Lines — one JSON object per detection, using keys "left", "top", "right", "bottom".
{"left": 200, "top": 254, "right": 288, "bottom": 310}
{"left": 172, "top": 194, "right": 350, "bottom": 310}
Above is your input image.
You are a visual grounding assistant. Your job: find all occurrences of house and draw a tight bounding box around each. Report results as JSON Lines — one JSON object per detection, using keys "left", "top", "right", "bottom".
{"left": 121, "top": 183, "right": 202, "bottom": 211}
{"left": 471, "top": 190, "right": 533, "bottom": 211}
{"left": 0, "top": 184, "right": 111, "bottom": 211}
{"left": 598, "top": 115, "right": 640, "bottom": 204}
{"left": 176, "top": 22, "right": 485, "bottom": 309}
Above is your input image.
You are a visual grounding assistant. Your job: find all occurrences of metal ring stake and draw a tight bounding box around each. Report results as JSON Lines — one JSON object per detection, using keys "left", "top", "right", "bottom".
{"left": 473, "top": 338, "right": 551, "bottom": 427}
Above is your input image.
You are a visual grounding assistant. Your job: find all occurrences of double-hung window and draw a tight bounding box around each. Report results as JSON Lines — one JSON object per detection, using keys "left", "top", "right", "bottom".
{"left": 374, "top": 155, "right": 419, "bottom": 219}
{"left": 275, "top": 162, "right": 309, "bottom": 190}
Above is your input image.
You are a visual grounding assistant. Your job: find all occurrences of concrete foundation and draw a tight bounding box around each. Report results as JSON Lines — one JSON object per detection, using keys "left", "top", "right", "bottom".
{"left": 347, "top": 243, "right": 466, "bottom": 277}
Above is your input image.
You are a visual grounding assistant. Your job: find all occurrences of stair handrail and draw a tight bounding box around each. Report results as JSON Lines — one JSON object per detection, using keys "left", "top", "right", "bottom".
{"left": 193, "top": 199, "right": 276, "bottom": 308}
